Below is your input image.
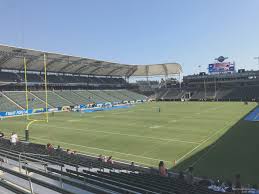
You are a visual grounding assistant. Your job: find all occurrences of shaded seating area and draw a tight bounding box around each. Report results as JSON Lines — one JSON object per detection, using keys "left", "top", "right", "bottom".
{"left": 0, "top": 138, "right": 227, "bottom": 194}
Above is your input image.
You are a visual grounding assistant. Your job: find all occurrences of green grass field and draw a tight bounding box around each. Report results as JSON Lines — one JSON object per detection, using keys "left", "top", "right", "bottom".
{"left": 0, "top": 102, "right": 258, "bottom": 184}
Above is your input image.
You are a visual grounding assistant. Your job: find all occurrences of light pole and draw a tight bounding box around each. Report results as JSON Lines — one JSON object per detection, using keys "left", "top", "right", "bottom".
{"left": 254, "top": 57, "right": 259, "bottom": 68}
{"left": 198, "top": 65, "right": 201, "bottom": 74}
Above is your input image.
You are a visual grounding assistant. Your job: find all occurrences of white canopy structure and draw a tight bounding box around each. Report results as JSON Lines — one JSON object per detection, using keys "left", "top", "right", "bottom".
{"left": 0, "top": 45, "right": 182, "bottom": 77}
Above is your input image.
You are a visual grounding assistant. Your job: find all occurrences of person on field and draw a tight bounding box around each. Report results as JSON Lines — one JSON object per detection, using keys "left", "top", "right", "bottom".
{"left": 158, "top": 161, "right": 168, "bottom": 177}
{"left": 10, "top": 132, "right": 18, "bottom": 145}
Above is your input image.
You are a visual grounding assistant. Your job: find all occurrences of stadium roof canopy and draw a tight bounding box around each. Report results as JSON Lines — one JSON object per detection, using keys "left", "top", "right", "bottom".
{"left": 0, "top": 45, "right": 182, "bottom": 77}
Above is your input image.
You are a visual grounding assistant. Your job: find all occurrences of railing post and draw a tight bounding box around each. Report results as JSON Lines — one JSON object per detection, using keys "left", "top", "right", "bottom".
{"left": 19, "top": 153, "right": 22, "bottom": 173}
{"left": 28, "top": 177, "right": 34, "bottom": 194}
{"left": 76, "top": 166, "right": 79, "bottom": 177}
{"left": 59, "top": 177, "right": 63, "bottom": 189}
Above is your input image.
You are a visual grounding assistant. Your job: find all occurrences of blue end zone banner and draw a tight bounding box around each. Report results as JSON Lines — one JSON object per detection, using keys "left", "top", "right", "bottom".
{"left": 245, "top": 107, "right": 259, "bottom": 121}
{"left": 208, "top": 62, "right": 235, "bottom": 74}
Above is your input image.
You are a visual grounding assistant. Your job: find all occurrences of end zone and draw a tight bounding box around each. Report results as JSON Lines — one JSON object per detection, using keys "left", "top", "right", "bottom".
{"left": 245, "top": 107, "right": 259, "bottom": 121}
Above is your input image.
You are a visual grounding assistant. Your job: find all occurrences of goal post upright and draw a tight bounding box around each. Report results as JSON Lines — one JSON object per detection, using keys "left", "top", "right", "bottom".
{"left": 44, "top": 53, "right": 49, "bottom": 123}
{"left": 24, "top": 53, "right": 49, "bottom": 142}
{"left": 23, "top": 57, "right": 30, "bottom": 121}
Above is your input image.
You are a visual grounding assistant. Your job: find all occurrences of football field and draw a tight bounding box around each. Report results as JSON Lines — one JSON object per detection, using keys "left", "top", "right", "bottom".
{"left": 0, "top": 102, "right": 258, "bottom": 183}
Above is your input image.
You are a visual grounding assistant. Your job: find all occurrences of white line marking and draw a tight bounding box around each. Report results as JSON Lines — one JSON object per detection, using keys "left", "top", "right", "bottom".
{"left": 169, "top": 120, "right": 177, "bottom": 123}
{"left": 149, "top": 125, "right": 162, "bottom": 129}
{"left": 34, "top": 123, "right": 200, "bottom": 144}
{"left": 68, "top": 119, "right": 81, "bottom": 122}
{"left": 175, "top": 120, "right": 234, "bottom": 164}
{"left": 92, "top": 116, "right": 104, "bottom": 118}
{"left": 31, "top": 136, "right": 172, "bottom": 163}
{"left": 141, "top": 140, "right": 172, "bottom": 156}
{"left": 188, "top": 110, "right": 257, "bottom": 167}
{"left": 33, "top": 137, "right": 157, "bottom": 167}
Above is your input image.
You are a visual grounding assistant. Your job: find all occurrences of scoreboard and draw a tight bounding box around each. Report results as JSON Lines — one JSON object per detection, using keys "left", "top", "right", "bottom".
{"left": 208, "top": 62, "right": 235, "bottom": 74}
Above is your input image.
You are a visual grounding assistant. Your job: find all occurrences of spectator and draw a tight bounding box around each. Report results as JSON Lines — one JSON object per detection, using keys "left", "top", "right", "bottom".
{"left": 107, "top": 156, "right": 113, "bottom": 164}
{"left": 10, "top": 132, "right": 18, "bottom": 145}
{"left": 186, "top": 166, "right": 194, "bottom": 184}
{"left": 130, "top": 162, "right": 135, "bottom": 172}
{"left": 56, "top": 145, "right": 63, "bottom": 152}
{"left": 0, "top": 131, "right": 4, "bottom": 138}
{"left": 178, "top": 171, "right": 185, "bottom": 181}
{"left": 66, "top": 149, "right": 72, "bottom": 154}
{"left": 98, "top": 154, "right": 103, "bottom": 162}
{"left": 158, "top": 161, "right": 168, "bottom": 177}
{"left": 47, "top": 143, "right": 54, "bottom": 153}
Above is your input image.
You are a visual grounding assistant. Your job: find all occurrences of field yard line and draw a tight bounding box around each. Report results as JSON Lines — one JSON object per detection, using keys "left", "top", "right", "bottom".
{"left": 30, "top": 136, "right": 172, "bottom": 163}
{"left": 141, "top": 140, "right": 172, "bottom": 156}
{"left": 34, "top": 123, "right": 200, "bottom": 145}
{"left": 175, "top": 120, "right": 234, "bottom": 164}
{"left": 32, "top": 137, "right": 159, "bottom": 167}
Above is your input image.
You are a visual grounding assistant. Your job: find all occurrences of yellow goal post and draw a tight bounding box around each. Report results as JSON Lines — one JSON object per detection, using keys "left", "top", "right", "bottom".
{"left": 24, "top": 53, "right": 49, "bottom": 141}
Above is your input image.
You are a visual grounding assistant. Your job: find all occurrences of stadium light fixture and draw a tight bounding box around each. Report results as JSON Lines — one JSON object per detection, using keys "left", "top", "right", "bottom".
{"left": 254, "top": 57, "right": 259, "bottom": 67}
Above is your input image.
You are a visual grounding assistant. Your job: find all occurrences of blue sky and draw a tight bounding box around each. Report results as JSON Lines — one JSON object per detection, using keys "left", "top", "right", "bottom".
{"left": 0, "top": 0, "right": 259, "bottom": 75}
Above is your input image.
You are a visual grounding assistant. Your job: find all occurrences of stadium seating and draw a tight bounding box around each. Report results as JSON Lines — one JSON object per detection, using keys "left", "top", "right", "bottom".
{"left": 90, "top": 90, "right": 120, "bottom": 102}
{"left": 0, "top": 93, "right": 21, "bottom": 112}
{"left": 72, "top": 90, "right": 106, "bottom": 103}
{"left": 159, "top": 88, "right": 184, "bottom": 100}
{"left": 0, "top": 71, "right": 20, "bottom": 82}
{"left": 3, "top": 91, "right": 47, "bottom": 109}
{"left": 0, "top": 90, "right": 146, "bottom": 112}
{"left": 17, "top": 73, "right": 42, "bottom": 83}
{"left": 53, "top": 90, "right": 88, "bottom": 105}
{"left": 0, "top": 71, "right": 128, "bottom": 87}
{"left": 222, "top": 86, "right": 259, "bottom": 101}
{"left": 120, "top": 90, "right": 147, "bottom": 101}
{"left": 0, "top": 138, "right": 222, "bottom": 194}
{"left": 107, "top": 90, "right": 132, "bottom": 101}
{"left": 0, "top": 71, "right": 128, "bottom": 88}
{"left": 155, "top": 85, "right": 259, "bottom": 101}
{"left": 32, "top": 91, "right": 73, "bottom": 108}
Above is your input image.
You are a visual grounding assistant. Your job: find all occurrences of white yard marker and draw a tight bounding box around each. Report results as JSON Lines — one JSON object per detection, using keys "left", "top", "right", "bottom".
{"left": 34, "top": 123, "right": 200, "bottom": 144}
{"left": 149, "top": 125, "right": 161, "bottom": 129}
{"left": 68, "top": 119, "right": 81, "bottom": 122}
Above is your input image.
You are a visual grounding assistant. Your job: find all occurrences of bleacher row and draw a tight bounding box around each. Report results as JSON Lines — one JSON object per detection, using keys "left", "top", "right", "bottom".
{"left": 0, "top": 138, "right": 221, "bottom": 194}
{"left": 0, "top": 71, "right": 126, "bottom": 85}
{"left": 157, "top": 86, "right": 259, "bottom": 101}
{"left": 0, "top": 90, "right": 146, "bottom": 112}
